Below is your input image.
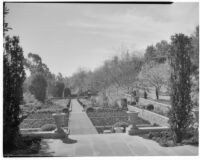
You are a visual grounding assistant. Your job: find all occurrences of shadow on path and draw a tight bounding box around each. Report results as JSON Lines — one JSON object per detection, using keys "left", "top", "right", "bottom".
{"left": 61, "top": 137, "right": 78, "bottom": 144}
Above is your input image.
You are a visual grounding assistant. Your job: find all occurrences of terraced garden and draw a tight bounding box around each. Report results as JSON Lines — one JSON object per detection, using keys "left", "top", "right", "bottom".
{"left": 20, "top": 99, "right": 71, "bottom": 129}
{"left": 78, "top": 98, "right": 151, "bottom": 133}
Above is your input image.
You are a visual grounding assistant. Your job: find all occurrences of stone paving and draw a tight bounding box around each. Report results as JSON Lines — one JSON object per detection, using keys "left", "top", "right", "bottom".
{"left": 35, "top": 98, "right": 198, "bottom": 157}
{"left": 68, "top": 99, "right": 98, "bottom": 135}
{"left": 38, "top": 133, "right": 198, "bottom": 156}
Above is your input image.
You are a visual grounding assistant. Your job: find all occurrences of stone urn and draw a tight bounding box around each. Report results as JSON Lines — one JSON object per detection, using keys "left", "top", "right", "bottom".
{"left": 52, "top": 113, "right": 66, "bottom": 133}
{"left": 126, "top": 110, "right": 139, "bottom": 135}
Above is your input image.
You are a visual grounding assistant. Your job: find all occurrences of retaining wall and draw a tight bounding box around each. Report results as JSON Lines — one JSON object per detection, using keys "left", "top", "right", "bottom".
{"left": 128, "top": 105, "right": 169, "bottom": 127}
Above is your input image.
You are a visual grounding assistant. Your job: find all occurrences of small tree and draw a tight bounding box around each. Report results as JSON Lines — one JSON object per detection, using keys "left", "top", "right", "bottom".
{"left": 169, "top": 34, "right": 193, "bottom": 143}
{"left": 29, "top": 73, "right": 47, "bottom": 102}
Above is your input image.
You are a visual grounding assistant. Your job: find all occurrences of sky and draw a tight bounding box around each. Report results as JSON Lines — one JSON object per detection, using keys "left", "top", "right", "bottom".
{"left": 6, "top": 2, "right": 199, "bottom": 77}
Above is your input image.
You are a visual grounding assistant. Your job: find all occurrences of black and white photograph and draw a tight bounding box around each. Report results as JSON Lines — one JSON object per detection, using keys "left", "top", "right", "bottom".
{"left": 2, "top": 0, "right": 199, "bottom": 157}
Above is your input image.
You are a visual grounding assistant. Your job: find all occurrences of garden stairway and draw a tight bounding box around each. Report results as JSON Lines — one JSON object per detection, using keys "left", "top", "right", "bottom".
{"left": 68, "top": 99, "right": 98, "bottom": 135}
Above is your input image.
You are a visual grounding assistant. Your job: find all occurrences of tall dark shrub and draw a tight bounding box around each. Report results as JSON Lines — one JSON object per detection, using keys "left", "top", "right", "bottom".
{"left": 55, "top": 81, "right": 65, "bottom": 97}
{"left": 169, "top": 34, "right": 193, "bottom": 143}
{"left": 3, "top": 36, "right": 26, "bottom": 153}
{"left": 64, "top": 87, "right": 71, "bottom": 98}
{"left": 29, "top": 73, "right": 47, "bottom": 102}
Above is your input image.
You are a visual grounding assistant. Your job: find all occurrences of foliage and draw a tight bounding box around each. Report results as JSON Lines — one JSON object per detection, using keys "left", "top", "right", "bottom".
{"left": 41, "top": 124, "right": 56, "bottom": 131}
{"left": 190, "top": 26, "right": 199, "bottom": 74}
{"left": 86, "top": 107, "right": 95, "bottom": 112}
{"left": 190, "top": 26, "right": 199, "bottom": 107}
{"left": 4, "top": 137, "right": 41, "bottom": 156}
{"left": 64, "top": 87, "right": 71, "bottom": 98}
{"left": 3, "top": 4, "right": 12, "bottom": 35}
{"left": 68, "top": 53, "right": 143, "bottom": 94}
{"left": 144, "top": 40, "right": 170, "bottom": 63}
{"left": 53, "top": 81, "right": 65, "bottom": 97}
{"left": 3, "top": 36, "right": 26, "bottom": 153}
{"left": 29, "top": 73, "right": 47, "bottom": 102}
{"left": 143, "top": 131, "right": 175, "bottom": 147}
{"left": 146, "top": 104, "right": 154, "bottom": 111}
{"left": 23, "top": 92, "right": 39, "bottom": 104}
{"left": 144, "top": 45, "right": 157, "bottom": 62}
{"left": 168, "top": 34, "right": 193, "bottom": 143}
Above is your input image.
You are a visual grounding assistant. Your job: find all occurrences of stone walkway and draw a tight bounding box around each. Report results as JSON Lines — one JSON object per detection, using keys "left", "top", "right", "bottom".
{"left": 68, "top": 99, "right": 98, "bottom": 135}
{"left": 38, "top": 133, "right": 198, "bottom": 156}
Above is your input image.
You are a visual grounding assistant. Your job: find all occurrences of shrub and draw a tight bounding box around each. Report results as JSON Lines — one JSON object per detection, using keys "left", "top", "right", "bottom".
{"left": 86, "top": 107, "right": 94, "bottom": 112}
{"left": 64, "top": 87, "right": 71, "bottom": 98}
{"left": 146, "top": 104, "right": 154, "bottom": 111}
{"left": 130, "top": 101, "right": 137, "bottom": 106}
{"left": 41, "top": 124, "right": 56, "bottom": 131}
{"left": 54, "top": 81, "right": 65, "bottom": 98}
{"left": 23, "top": 92, "right": 39, "bottom": 104}
{"left": 148, "top": 132, "right": 154, "bottom": 139}
{"left": 29, "top": 73, "right": 47, "bottom": 102}
{"left": 144, "top": 91, "right": 148, "bottom": 99}
{"left": 63, "top": 108, "right": 69, "bottom": 113}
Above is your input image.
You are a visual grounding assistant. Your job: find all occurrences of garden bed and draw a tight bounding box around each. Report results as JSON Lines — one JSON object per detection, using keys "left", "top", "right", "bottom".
{"left": 20, "top": 99, "right": 70, "bottom": 129}
{"left": 87, "top": 109, "right": 150, "bottom": 133}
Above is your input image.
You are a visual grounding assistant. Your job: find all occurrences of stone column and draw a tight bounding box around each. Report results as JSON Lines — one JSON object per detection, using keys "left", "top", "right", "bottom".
{"left": 127, "top": 110, "right": 139, "bottom": 135}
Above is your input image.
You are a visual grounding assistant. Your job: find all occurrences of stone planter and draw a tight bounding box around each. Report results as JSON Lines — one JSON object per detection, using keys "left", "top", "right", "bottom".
{"left": 127, "top": 110, "right": 139, "bottom": 135}
{"left": 52, "top": 113, "right": 66, "bottom": 133}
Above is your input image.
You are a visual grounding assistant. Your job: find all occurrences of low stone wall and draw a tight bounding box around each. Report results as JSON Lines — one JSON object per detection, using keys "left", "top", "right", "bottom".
{"left": 128, "top": 105, "right": 169, "bottom": 127}
{"left": 123, "top": 94, "right": 170, "bottom": 115}
{"left": 139, "top": 98, "right": 170, "bottom": 114}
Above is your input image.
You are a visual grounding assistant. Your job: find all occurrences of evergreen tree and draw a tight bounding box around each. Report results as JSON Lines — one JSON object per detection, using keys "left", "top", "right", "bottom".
{"left": 169, "top": 34, "right": 193, "bottom": 143}
{"left": 3, "top": 36, "right": 26, "bottom": 153}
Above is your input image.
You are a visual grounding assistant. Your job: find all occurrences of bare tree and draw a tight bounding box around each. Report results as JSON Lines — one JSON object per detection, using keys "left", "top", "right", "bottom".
{"left": 138, "top": 62, "right": 170, "bottom": 100}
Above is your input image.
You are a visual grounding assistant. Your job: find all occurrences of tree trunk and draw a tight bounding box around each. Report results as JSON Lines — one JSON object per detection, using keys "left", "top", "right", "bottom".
{"left": 174, "top": 128, "right": 183, "bottom": 144}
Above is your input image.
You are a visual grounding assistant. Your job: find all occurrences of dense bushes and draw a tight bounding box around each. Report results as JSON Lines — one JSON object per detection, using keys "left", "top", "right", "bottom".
{"left": 4, "top": 137, "right": 41, "bottom": 156}
{"left": 141, "top": 126, "right": 199, "bottom": 147}
{"left": 143, "top": 131, "right": 175, "bottom": 147}
{"left": 29, "top": 73, "right": 47, "bottom": 102}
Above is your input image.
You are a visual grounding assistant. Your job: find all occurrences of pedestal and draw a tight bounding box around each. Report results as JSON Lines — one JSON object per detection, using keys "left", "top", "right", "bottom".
{"left": 127, "top": 110, "right": 139, "bottom": 135}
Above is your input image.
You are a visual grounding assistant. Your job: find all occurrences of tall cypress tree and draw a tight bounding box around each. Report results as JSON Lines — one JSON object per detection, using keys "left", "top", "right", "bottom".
{"left": 4, "top": 36, "right": 26, "bottom": 153}
{"left": 169, "top": 34, "right": 193, "bottom": 143}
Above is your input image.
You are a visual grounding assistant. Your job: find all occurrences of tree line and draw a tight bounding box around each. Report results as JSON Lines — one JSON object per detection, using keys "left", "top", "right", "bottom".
{"left": 68, "top": 26, "right": 198, "bottom": 104}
